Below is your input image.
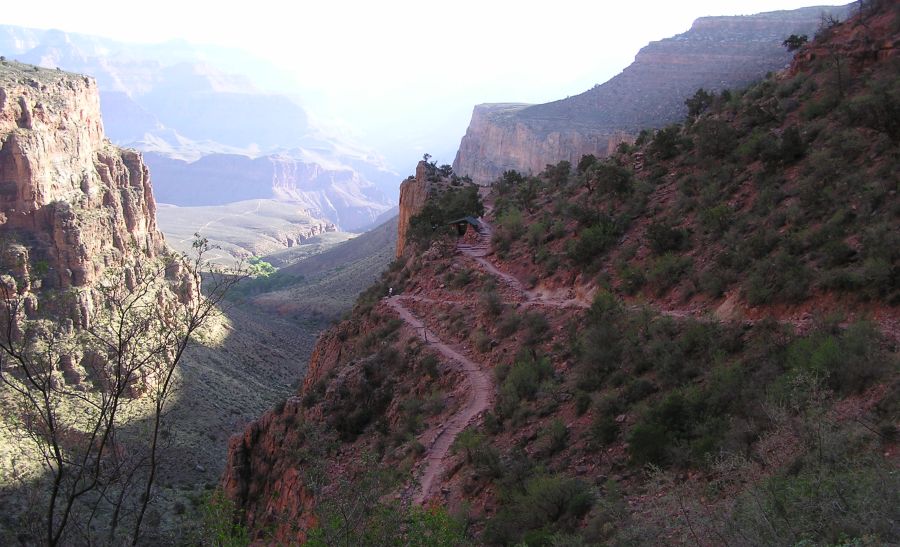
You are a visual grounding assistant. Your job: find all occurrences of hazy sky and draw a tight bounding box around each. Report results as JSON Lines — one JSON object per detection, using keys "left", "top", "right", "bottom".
{"left": 4, "top": 0, "right": 848, "bottom": 168}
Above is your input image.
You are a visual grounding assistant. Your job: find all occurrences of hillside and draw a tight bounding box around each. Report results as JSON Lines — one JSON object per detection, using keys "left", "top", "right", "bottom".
{"left": 453, "top": 4, "right": 850, "bottom": 183}
{"left": 222, "top": 4, "right": 899, "bottom": 545}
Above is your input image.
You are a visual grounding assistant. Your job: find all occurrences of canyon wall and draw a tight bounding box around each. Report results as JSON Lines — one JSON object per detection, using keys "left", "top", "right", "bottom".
{"left": 145, "top": 152, "right": 392, "bottom": 232}
{"left": 453, "top": 5, "right": 848, "bottom": 182}
{"left": 0, "top": 60, "right": 168, "bottom": 325}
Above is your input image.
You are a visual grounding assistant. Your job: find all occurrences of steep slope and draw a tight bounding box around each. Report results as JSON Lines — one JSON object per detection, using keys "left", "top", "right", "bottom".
{"left": 245, "top": 216, "right": 399, "bottom": 321}
{"left": 453, "top": 4, "right": 849, "bottom": 182}
{"left": 222, "top": 5, "right": 899, "bottom": 545}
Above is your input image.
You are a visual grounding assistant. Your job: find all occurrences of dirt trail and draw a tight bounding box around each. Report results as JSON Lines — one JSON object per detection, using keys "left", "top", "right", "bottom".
{"left": 390, "top": 210, "right": 899, "bottom": 504}
{"left": 385, "top": 296, "right": 493, "bottom": 505}
{"left": 460, "top": 217, "right": 589, "bottom": 309}
{"left": 465, "top": 216, "right": 900, "bottom": 341}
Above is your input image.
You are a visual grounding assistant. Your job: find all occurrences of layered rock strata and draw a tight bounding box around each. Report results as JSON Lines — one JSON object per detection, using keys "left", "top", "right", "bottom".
{"left": 453, "top": 5, "right": 847, "bottom": 182}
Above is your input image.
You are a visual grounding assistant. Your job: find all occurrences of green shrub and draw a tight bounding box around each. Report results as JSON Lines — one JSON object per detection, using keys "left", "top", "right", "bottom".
{"left": 589, "top": 414, "right": 620, "bottom": 448}
{"left": 483, "top": 475, "right": 594, "bottom": 546}
{"left": 539, "top": 419, "right": 569, "bottom": 456}
{"left": 646, "top": 253, "right": 693, "bottom": 294}
{"left": 646, "top": 221, "right": 689, "bottom": 254}
{"left": 522, "top": 312, "right": 550, "bottom": 347}
{"left": 744, "top": 252, "right": 811, "bottom": 305}
{"left": 567, "top": 218, "right": 619, "bottom": 266}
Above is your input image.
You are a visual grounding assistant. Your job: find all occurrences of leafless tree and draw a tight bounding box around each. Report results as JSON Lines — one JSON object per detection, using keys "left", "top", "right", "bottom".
{"left": 0, "top": 237, "right": 243, "bottom": 545}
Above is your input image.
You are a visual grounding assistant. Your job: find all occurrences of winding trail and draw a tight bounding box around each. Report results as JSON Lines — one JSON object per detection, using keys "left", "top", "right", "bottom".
{"left": 386, "top": 296, "right": 493, "bottom": 505}
{"left": 391, "top": 209, "right": 899, "bottom": 504}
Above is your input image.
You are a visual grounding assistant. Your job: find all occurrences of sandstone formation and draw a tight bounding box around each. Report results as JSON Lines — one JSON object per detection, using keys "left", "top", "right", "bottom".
{"left": 395, "top": 160, "right": 430, "bottom": 257}
{"left": 453, "top": 5, "right": 848, "bottom": 182}
{"left": 0, "top": 60, "right": 169, "bottom": 325}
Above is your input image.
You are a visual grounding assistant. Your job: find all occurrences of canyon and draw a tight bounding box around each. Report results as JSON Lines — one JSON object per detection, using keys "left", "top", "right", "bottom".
{"left": 453, "top": 5, "right": 848, "bottom": 182}
{"left": 0, "top": 25, "right": 398, "bottom": 233}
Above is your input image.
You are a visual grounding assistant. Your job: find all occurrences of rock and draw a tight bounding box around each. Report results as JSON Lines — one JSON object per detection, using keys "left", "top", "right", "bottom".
{"left": 452, "top": 6, "right": 843, "bottom": 183}
{"left": 395, "top": 161, "right": 430, "bottom": 257}
{"left": 1, "top": 63, "right": 168, "bottom": 304}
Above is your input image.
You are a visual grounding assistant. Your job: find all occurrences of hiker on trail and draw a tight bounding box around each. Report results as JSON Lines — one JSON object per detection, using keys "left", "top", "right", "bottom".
{"left": 389, "top": 287, "right": 393, "bottom": 297}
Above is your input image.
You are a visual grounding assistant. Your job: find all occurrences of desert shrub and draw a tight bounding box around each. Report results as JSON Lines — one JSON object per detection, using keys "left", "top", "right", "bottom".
{"left": 483, "top": 475, "right": 594, "bottom": 546}
{"left": 200, "top": 490, "right": 250, "bottom": 546}
{"left": 574, "top": 390, "right": 591, "bottom": 416}
{"left": 842, "top": 74, "right": 900, "bottom": 141}
{"left": 645, "top": 221, "right": 689, "bottom": 254}
{"left": 446, "top": 268, "right": 473, "bottom": 289}
{"left": 782, "top": 322, "right": 885, "bottom": 394}
{"left": 628, "top": 388, "right": 728, "bottom": 467}
{"left": 699, "top": 204, "right": 731, "bottom": 235}
{"left": 694, "top": 118, "right": 737, "bottom": 158}
{"left": 744, "top": 251, "right": 811, "bottom": 305}
{"left": 650, "top": 125, "right": 684, "bottom": 160}
{"left": 497, "top": 310, "right": 521, "bottom": 337}
{"left": 646, "top": 253, "right": 693, "bottom": 294}
{"left": 480, "top": 284, "right": 503, "bottom": 317}
{"left": 544, "top": 160, "right": 571, "bottom": 188}
{"left": 567, "top": 217, "right": 619, "bottom": 267}
{"left": 576, "top": 154, "right": 598, "bottom": 174}
{"left": 472, "top": 329, "right": 491, "bottom": 353}
{"left": 623, "top": 378, "right": 656, "bottom": 403}
{"left": 724, "top": 444, "right": 900, "bottom": 545}
{"left": 502, "top": 355, "right": 553, "bottom": 402}
{"left": 522, "top": 312, "right": 550, "bottom": 347}
{"left": 589, "top": 414, "right": 620, "bottom": 448}
{"left": 617, "top": 262, "right": 646, "bottom": 295}
{"left": 575, "top": 293, "right": 624, "bottom": 391}
{"left": 584, "top": 162, "right": 633, "bottom": 195}
{"left": 539, "top": 419, "right": 569, "bottom": 456}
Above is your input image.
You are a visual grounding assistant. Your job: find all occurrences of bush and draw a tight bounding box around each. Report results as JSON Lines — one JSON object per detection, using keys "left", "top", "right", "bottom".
{"left": 589, "top": 414, "right": 620, "bottom": 447}
{"left": 646, "top": 221, "right": 689, "bottom": 254}
{"left": 744, "top": 252, "right": 811, "bottom": 305}
{"left": 483, "top": 475, "right": 594, "bottom": 545}
{"left": 646, "top": 253, "right": 693, "bottom": 294}
{"left": 650, "top": 125, "right": 684, "bottom": 160}
{"left": 567, "top": 217, "right": 619, "bottom": 266}
{"left": 539, "top": 419, "right": 569, "bottom": 456}
{"left": 694, "top": 118, "right": 737, "bottom": 158}
{"left": 522, "top": 312, "right": 550, "bottom": 347}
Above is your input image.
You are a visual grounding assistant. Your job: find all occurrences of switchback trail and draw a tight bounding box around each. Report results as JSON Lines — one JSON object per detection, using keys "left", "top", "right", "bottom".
{"left": 385, "top": 296, "right": 493, "bottom": 505}
{"left": 459, "top": 216, "right": 900, "bottom": 342}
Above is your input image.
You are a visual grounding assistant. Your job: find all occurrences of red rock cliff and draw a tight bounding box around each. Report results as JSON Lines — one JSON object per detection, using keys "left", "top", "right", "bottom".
{"left": 0, "top": 61, "right": 168, "bottom": 325}
{"left": 395, "top": 160, "right": 430, "bottom": 257}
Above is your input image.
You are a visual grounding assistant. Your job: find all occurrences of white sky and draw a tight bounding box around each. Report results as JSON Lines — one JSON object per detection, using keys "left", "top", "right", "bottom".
{"left": 4, "top": 0, "right": 849, "bottom": 167}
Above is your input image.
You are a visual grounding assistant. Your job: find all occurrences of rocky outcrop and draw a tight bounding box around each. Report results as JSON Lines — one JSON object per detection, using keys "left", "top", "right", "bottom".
{"left": 0, "top": 60, "right": 168, "bottom": 325}
{"left": 395, "top": 161, "right": 430, "bottom": 257}
{"left": 453, "top": 5, "right": 849, "bottom": 182}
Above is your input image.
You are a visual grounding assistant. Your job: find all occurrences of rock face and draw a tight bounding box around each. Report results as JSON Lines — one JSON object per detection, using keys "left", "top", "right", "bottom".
{"left": 395, "top": 161, "right": 430, "bottom": 257}
{"left": 453, "top": 5, "right": 848, "bottom": 182}
{"left": 0, "top": 61, "right": 167, "bottom": 324}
